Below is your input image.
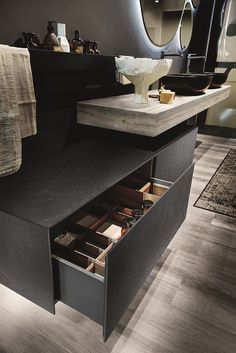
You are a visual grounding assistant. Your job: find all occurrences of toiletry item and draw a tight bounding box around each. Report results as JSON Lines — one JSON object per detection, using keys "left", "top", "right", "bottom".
{"left": 22, "top": 32, "right": 40, "bottom": 49}
{"left": 131, "top": 209, "right": 144, "bottom": 220}
{"left": 117, "top": 206, "right": 143, "bottom": 220}
{"left": 102, "top": 224, "right": 123, "bottom": 241}
{"left": 121, "top": 217, "right": 136, "bottom": 236}
{"left": 54, "top": 232, "right": 77, "bottom": 247}
{"left": 159, "top": 89, "right": 175, "bottom": 104}
{"left": 57, "top": 23, "right": 70, "bottom": 53}
{"left": 43, "top": 21, "right": 61, "bottom": 51}
{"left": 141, "top": 200, "right": 154, "bottom": 212}
{"left": 92, "top": 41, "right": 100, "bottom": 55}
{"left": 71, "top": 30, "right": 84, "bottom": 54}
{"left": 84, "top": 40, "right": 94, "bottom": 54}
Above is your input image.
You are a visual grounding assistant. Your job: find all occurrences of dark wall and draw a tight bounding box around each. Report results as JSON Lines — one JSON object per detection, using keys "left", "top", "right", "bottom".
{"left": 0, "top": 0, "right": 183, "bottom": 70}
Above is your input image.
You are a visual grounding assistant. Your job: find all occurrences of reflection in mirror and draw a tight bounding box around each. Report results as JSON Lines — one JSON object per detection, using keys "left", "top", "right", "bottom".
{"left": 141, "top": 0, "right": 185, "bottom": 46}
{"left": 192, "top": 0, "right": 201, "bottom": 7}
{"left": 180, "top": 3, "right": 193, "bottom": 49}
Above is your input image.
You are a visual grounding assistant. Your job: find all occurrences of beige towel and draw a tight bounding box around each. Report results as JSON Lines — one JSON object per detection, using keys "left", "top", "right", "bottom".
{"left": 0, "top": 45, "right": 36, "bottom": 177}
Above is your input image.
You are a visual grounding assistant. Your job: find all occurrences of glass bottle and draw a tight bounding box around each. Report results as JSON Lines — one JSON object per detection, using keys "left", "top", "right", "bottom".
{"left": 43, "top": 21, "right": 61, "bottom": 51}
{"left": 71, "top": 30, "right": 84, "bottom": 54}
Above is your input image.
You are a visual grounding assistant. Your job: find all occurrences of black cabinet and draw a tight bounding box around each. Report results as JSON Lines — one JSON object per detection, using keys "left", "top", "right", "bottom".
{"left": 0, "top": 127, "right": 197, "bottom": 340}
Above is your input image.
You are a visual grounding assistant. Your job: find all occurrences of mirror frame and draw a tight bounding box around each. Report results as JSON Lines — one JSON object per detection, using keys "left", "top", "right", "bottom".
{"left": 192, "top": 0, "right": 201, "bottom": 8}
{"left": 140, "top": 0, "right": 186, "bottom": 48}
{"left": 180, "top": 2, "right": 194, "bottom": 49}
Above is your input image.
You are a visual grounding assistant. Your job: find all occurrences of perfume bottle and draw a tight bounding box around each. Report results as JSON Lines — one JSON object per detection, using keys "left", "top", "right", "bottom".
{"left": 43, "top": 21, "right": 61, "bottom": 51}
{"left": 71, "top": 30, "right": 84, "bottom": 54}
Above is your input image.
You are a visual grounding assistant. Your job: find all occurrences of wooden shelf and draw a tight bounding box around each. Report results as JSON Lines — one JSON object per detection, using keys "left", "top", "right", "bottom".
{"left": 77, "top": 86, "right": 231, "bottom": 137}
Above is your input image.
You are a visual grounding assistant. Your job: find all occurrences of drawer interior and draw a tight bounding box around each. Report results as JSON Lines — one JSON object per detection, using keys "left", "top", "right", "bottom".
{"left": 51, "top": 174, "right": 173, "bottom": 278}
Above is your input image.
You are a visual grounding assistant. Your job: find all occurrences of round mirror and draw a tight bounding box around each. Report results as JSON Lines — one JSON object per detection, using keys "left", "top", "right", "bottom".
{"left": 140, "top": 0, "right": 185, "bottom": 46}
{"left": 180, "top": 3, "right": 193, "bottom": 49}
{"left": 192, "top": 0, "right": 201, "bottom": 7}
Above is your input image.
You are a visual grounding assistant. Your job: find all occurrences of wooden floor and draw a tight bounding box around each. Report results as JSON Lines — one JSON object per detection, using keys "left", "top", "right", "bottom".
{"left": 0, "top": 134, "right": 236, "bottom": 353}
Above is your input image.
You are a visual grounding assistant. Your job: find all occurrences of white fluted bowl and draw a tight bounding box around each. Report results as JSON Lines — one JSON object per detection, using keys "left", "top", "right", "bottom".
{"left": 115, "top": 57, "right": 172, "bottom": 104}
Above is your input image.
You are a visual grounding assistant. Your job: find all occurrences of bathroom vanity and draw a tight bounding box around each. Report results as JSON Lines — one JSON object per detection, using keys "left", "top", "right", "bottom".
{"left": 0, "top": 52, "right": 231, "bottom": 341}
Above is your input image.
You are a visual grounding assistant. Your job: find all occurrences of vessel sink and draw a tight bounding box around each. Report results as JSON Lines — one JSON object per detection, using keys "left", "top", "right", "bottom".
{"left": 115, "top": 57, "right": 172, "bottom": 104}
{"left": 209, "top": 72, "right": 229, "bottom": 88}
{"left": 160, "top": 73, "right": 213, "bottom": 95}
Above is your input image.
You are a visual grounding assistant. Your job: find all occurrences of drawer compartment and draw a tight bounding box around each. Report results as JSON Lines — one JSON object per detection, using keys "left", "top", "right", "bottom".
{"left": 52, "top": 256, "right": 105, "bottom": 324}
{"left": 52, "top": 164, "right": 194, "bottom": 340}
{"left": 104, "top": 164, "right": 194, "bottom": 339}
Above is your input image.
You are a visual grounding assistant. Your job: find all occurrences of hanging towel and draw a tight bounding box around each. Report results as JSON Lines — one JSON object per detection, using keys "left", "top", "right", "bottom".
{"left": 0, "top": 45, "right": 36, "bottom": 177}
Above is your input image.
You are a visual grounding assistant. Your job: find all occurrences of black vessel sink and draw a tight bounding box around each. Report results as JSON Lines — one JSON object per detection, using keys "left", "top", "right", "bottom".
{"left": 209, "top": 72, "right": 229, "bottom": 88}
{"left": 160, "top": 73, "right": 213, "bottom": 95}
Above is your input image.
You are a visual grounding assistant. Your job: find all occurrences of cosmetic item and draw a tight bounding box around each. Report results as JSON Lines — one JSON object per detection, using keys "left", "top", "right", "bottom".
{"left": 54, "top": 232, "right": 77, "bottom": 247}
{"left": 71, "top": 30, "right": 84, "bottom": 54}
{"left": 92, "top": 41, "right": 100, "bottom": 55}
{"left": 43, "top": 21, "right": 61, "bottom": 51}
{"left": 102, "top": 224, "right": 123, "bottom": 242}
{"left": 141, "top": 200, "right": 154, "bottom": 212}
{"left": 131, "top": 209, "right": 144, "bottom": 220}
{"left": 83, "top": 40, "right": 94, "bottom": 54}
{"left": 22, "top": 32, "right": 40, "bottom": 49}
{"left": 56, "top": 23, "right": 70, "bottom": 53}
{"left": 121, "top": 217, "right": 136, "bottom": 236}
{"left": 159, "top": 89, "right": 175, "bottom": 104}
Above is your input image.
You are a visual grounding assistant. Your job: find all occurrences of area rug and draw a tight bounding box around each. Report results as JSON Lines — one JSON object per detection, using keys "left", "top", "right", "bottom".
{"left": 194, "top": 149, "right": 236, "bottom": 218}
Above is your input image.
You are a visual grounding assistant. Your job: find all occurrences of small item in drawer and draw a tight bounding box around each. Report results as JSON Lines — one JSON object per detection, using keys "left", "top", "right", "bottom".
{"left": 132, "top": 209, "right": 144, "bottom": 220}
{"left": 54, "top": 232, "right": 77, "bottom": 247}
{"left": 121, "top": 217, "right": 136, "bottom": 236}
{"left": 141, "top": 200, "right": 154, "bottom": 212}
{"left": 102, "top": 224, "right": 123, "bottom": 241}
{"left": 117, "top": 206, "right": 143, "bottom": 220}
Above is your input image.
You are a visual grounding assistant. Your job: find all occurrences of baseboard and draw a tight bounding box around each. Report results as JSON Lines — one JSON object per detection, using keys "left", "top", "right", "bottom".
{"left": 198, "top": 125, "right": 236, "bottom": 138}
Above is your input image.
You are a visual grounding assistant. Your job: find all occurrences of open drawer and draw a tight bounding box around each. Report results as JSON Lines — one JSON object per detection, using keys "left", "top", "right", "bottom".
{"left": 52, "top": 163, "right": 194, "bottom": 340}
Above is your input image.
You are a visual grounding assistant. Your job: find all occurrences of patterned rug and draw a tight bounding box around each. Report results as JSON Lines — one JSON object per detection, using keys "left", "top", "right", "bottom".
{"left": 194, "top": 149, "right": 236, "bottom": 218}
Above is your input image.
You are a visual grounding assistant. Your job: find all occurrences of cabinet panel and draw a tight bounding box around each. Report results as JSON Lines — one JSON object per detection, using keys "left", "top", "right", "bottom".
{"left": 53, "top": 257, "right": 104, "bottom": 324}
{"left": 0, "top": 211, "right": 55, "bottom": 313}
{"left": 104, "top": 164, "right": 194, "bottom": 340}
{"left": 153, "top": 127, "right": 197, "bottom": 182}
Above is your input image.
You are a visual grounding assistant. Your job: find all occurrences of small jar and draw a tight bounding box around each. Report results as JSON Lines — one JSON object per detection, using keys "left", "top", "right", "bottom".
{"left": 141, "top": 200, "right": 154, "bottom": 212}
{"left": 131, "top": 209, "right": 144, "bottom": 220}
{"left": 121, "top": 217, "right": 135, "bottom": 236}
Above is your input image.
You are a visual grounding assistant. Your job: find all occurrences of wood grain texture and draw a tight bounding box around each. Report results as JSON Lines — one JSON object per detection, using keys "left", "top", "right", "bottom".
{"left": 77, "top": 86, "right": 231, "bottom": 137}
{"left": 0, "top": 134, "right": 235, "bottom": 353}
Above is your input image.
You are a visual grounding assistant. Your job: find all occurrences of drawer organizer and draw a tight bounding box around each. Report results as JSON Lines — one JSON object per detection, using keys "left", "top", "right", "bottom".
{"left": 52, "top": 178, "right": 171, "bottom": 278}
{"left": 52, "top": 164, "right": 194, "bottom": 340}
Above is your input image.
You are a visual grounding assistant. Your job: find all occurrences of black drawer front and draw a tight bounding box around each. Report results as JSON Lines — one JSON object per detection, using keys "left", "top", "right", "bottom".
{"left": 153, "top": 128, "right": 197, "bottom": 182}
{"left": 53, "top": 257, "right": 104, "bottom": 324}
{"left": 104, "top": 164, "right": 194, "bottom": 340}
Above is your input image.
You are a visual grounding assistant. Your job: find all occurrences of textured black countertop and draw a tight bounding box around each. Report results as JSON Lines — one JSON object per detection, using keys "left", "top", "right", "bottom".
{"left": 0, "top": 140, "right": 156, "bottom": 229}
